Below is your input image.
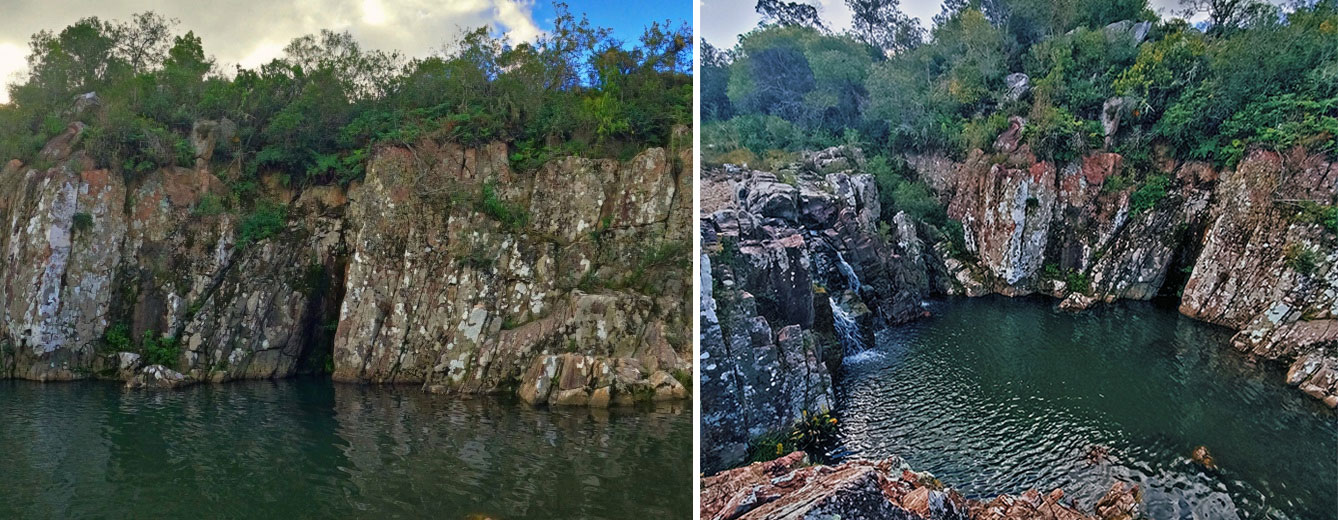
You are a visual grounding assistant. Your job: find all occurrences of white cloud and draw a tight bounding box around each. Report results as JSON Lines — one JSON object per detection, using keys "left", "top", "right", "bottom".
{"left": 0, "top": 43, "right": 25, "bottom": 104}
{"left": 0, "top": 0, "right": 544, "bottom": 100}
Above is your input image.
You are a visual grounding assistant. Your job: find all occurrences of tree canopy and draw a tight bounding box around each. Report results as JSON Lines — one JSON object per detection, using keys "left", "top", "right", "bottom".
{"left": 1, "top": 3, "right": 692, "bottom": 191}
{"left": 703, "top": 0, "right": 1337, "bottom": 169}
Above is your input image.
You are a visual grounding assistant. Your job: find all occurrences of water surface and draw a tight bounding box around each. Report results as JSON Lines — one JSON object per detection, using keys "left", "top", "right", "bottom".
{"left": 837, "top": 296, "right": 1337, "bottom": 519}
{"left": 0, "top": 379, "right": 690, "bottom": 519}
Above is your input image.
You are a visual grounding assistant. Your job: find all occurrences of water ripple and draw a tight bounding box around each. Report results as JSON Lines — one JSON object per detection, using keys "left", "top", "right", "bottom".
{"left": 0, "top": 379, "right": 691, "bottom": 519}
{"left": 835, "top": 296, "right": 1338, "bottom": 520}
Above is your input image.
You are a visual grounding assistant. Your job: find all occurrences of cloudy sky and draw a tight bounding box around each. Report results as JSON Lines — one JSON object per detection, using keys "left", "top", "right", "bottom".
{"left": 0, "top": 0, "right": 689, "bottom": 103}
{"left": 699, "top": 0, "right": 1225, "bottom": 47}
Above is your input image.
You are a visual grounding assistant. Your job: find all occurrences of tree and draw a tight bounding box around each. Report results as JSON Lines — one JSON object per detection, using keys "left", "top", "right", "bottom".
{"left": 701, "top": 41, "right": 734, "bottom": 120}
{"left": 111, "top": 12, "right": 177, "bottom": 74}
{"left": 1180, "top": 0, "right": 1268, "bottom": 34}
{"left": 846, "top": 0, "right": 924, "bottom": 54}
{"left": 756, "top": 0, "right": 827, "bottom": 30}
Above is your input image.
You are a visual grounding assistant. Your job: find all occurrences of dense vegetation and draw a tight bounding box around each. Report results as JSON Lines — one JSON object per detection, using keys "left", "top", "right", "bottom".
{"left": 703, "top": 0, "right": 1338, "bottom": 173}
{"left": 0, "top": 4, "right": 691, "bottom": 194}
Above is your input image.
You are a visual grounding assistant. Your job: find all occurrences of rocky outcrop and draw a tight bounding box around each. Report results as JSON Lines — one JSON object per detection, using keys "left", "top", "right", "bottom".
{"left": 0, "top": 124, "right": 348, "bottom": 384}
{"left": 700, "top": 147, "right": 941, "bottom": 471}
{"left": 701, "top": 452, "right": 1141, "bottom": 520}
{"left": 0, "top": 106, "right": 692, "bottom": 406}
{"left": 1179, "top": 149, "right": 1338, "bottom": 406}
{"left": 911, "top": 145, "right": 1338, "bottom": 406}
{"left": 332, "top": 135, "right": 692, "bottom": 403}
{"left": 700, "top": 246, "right": 835, "bottom": 472}
{"left": 927, "top": 146, "right": 1214, "bottom": 304}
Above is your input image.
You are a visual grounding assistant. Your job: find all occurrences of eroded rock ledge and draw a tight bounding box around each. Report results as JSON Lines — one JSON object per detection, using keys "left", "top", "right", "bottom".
{"left": 0, "top": 119, "right": 692, "bottom": 406}
{"left": 702, "top": 452, "right": 1140, "bottom": 520}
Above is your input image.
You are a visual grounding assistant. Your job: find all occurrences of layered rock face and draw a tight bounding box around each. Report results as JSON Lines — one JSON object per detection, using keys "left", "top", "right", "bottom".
{"left": 0, "top": 123, "right": 345, "bottom": 383}
{"left": 918, "top": 145, "right": 1214, "bottom": 305}
{"left": 334, "top": 137, "right": 693, "bottom": 404}
{"left": 911, "top": 145, "right": 1337, "bottom": 406}
{"left": 702, "top": 451, "right": 1140, "bottom": 520}
{"left": 0, "top": 119, "right": 692, "bottom": 405}
{"left": 1179, "top": 150, "right": 1338, "bottom": 406}
{"left": 700, "top": 148, "right": 939, "bottom": 471}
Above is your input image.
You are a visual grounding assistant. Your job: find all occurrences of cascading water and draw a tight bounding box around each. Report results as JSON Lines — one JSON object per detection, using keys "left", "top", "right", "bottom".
{"left": 829, "top": 252, "right": 865, "bottom": 355}
{"left": 829, "top": 298, "right": 865, "bottom": 355}
{"left": 835, "top": 252, "right": 860, "bottom": 293}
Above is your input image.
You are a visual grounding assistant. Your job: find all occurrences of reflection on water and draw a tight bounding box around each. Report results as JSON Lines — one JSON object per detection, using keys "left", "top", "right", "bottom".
{"left": 0, "top": 379, "right": 690, "bottom": 519}
{"left": 837, "top": 296, "right": 1337, "bottom": 520}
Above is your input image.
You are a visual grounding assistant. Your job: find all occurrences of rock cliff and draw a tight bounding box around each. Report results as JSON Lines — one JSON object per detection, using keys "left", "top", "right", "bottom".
{"left": 700, "top": 148, "right": 941, "bottom": 471}
{"left": 0, "top": 116, "right": 692, "bottom": 406}
{"left": 917, "top": 145, "right": 1336, "bottom": 406}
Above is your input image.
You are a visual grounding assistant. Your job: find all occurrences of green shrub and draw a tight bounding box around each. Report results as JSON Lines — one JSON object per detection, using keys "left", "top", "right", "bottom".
{"left": 746, "top": 409, "right": 840, "bottom": 465}
{"left": 237, "top": 202, "right": 287, "bottom": 248}
{"left": 941, "top": 219, "right": 969, "bottom": 259}
{"left": 1041, "top": 263, "right": 1064, "bottom": 281}
{"left": 103, "top": 324, "right": 132, "bottom": 352}
{"left": 672, "top": 369, "right": 693, "bottom": 394}
{"left": 1023, "top": 103, "right": 1091, "bottom": 164}
{"left": 72, "top": 212, "right": 94, "bottom": 232}
{"left": 1130, "top": 174, "right": 1171, "bottom": 214}
{"left": 1284, "top": 243, "right": 1320, "bottom": 275}
{"left": 960, "top": 113, "right": 1011, "bottom": 151}
{"left": 193, "top": 194, "right": 227, "bottom": 216}
{"left": 142, "top": 331, "right": 180, "bottom": 367}
{"left": 475, "top": 182, "right": 528, "bottom": 230}
{"left": 1292, "top": 201, "right": 1338, "bottom": 234}
{"left": 1066, "top": 270, "right": 1091, "bottom": 293}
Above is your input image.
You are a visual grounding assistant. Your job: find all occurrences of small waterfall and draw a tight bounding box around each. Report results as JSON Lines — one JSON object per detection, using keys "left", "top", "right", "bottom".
{"left": 835, "top": 252, "right": 860, "bottom": 293}
{"left": 829, "top": 297, "right": 865, "bottom": 355}
{"left": 830, "top": 252, "right": 865, "bottom": 355}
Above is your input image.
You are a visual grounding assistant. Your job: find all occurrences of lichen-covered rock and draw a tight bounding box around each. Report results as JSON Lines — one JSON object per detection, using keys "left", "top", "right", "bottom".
{"left": 1179, "top": 150, "right": 1338, "bottom": 405}
{"left": 699, "top": 243, "right": 835, "bottom": 472}
{"left": 331, "top": 137, "right": 691, "bottom": 400}
{"left": 926, "top": 146, "right": 1214, "bottom": 305}
{"left": 701, "top": 452, "right": 1141, "bottom": 520}
{"left": 700, "top": 152, "right": 942, "bottom": 471}
{"left": 1, "top": 104, "right": 690, "bottom": 403}
{"left": 0, "top": 133, "right": 121, "bottom": 380}
{"left": 126, "top": 364, "right": 189, "bottom": 389}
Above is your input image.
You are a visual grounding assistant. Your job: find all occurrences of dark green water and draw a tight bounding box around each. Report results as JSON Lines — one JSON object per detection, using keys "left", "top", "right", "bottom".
{"left": 837, "top": 296, "right": 1337, "bottom": 519}
{"left": 0, "top": 379, "right": 690, "bottom": 519}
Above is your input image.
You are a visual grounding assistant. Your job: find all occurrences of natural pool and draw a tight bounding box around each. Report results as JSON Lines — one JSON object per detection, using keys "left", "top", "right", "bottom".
{"left": 0, "top": 379, "right": 691, "bottom": 519}
{"left": 836, "top": 296, "right": 1337, "bottom": 519}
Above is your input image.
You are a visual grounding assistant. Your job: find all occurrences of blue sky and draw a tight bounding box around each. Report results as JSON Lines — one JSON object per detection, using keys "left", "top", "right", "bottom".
{"left": 534, "top": 0, "right": 692, "bottom": 42}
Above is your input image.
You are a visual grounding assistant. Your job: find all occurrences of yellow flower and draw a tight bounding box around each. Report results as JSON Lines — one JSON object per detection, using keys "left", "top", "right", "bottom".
{"left": 829, "top": 418, "right": 838, "bottom": 425}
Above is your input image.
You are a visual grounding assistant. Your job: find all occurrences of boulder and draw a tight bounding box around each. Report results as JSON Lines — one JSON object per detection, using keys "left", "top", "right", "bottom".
{"left": 190, "top": 118, "right": 237, "bottom": 166}
{"left": 126, "top": 364, "right": 190, "bottom": 389}
{"left": 741, "top": 175, "right": 800, "bottom": 222}
{"left": 1101, "top": 97, "right": 1132, "bottom": 148}
{"left": 1004, "top": 73, "right": 1030, "bottom": 102}
{"left": 993, "top": 116, "right": 1025, "bottom": 152}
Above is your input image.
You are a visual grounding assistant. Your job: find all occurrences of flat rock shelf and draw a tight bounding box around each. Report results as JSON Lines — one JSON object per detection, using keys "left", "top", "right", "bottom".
{"left": 0, "top": 379, "right": 691, "bottom": 519}
{"left": 836, "top": 296, "right": 1337, "bottom": 520}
